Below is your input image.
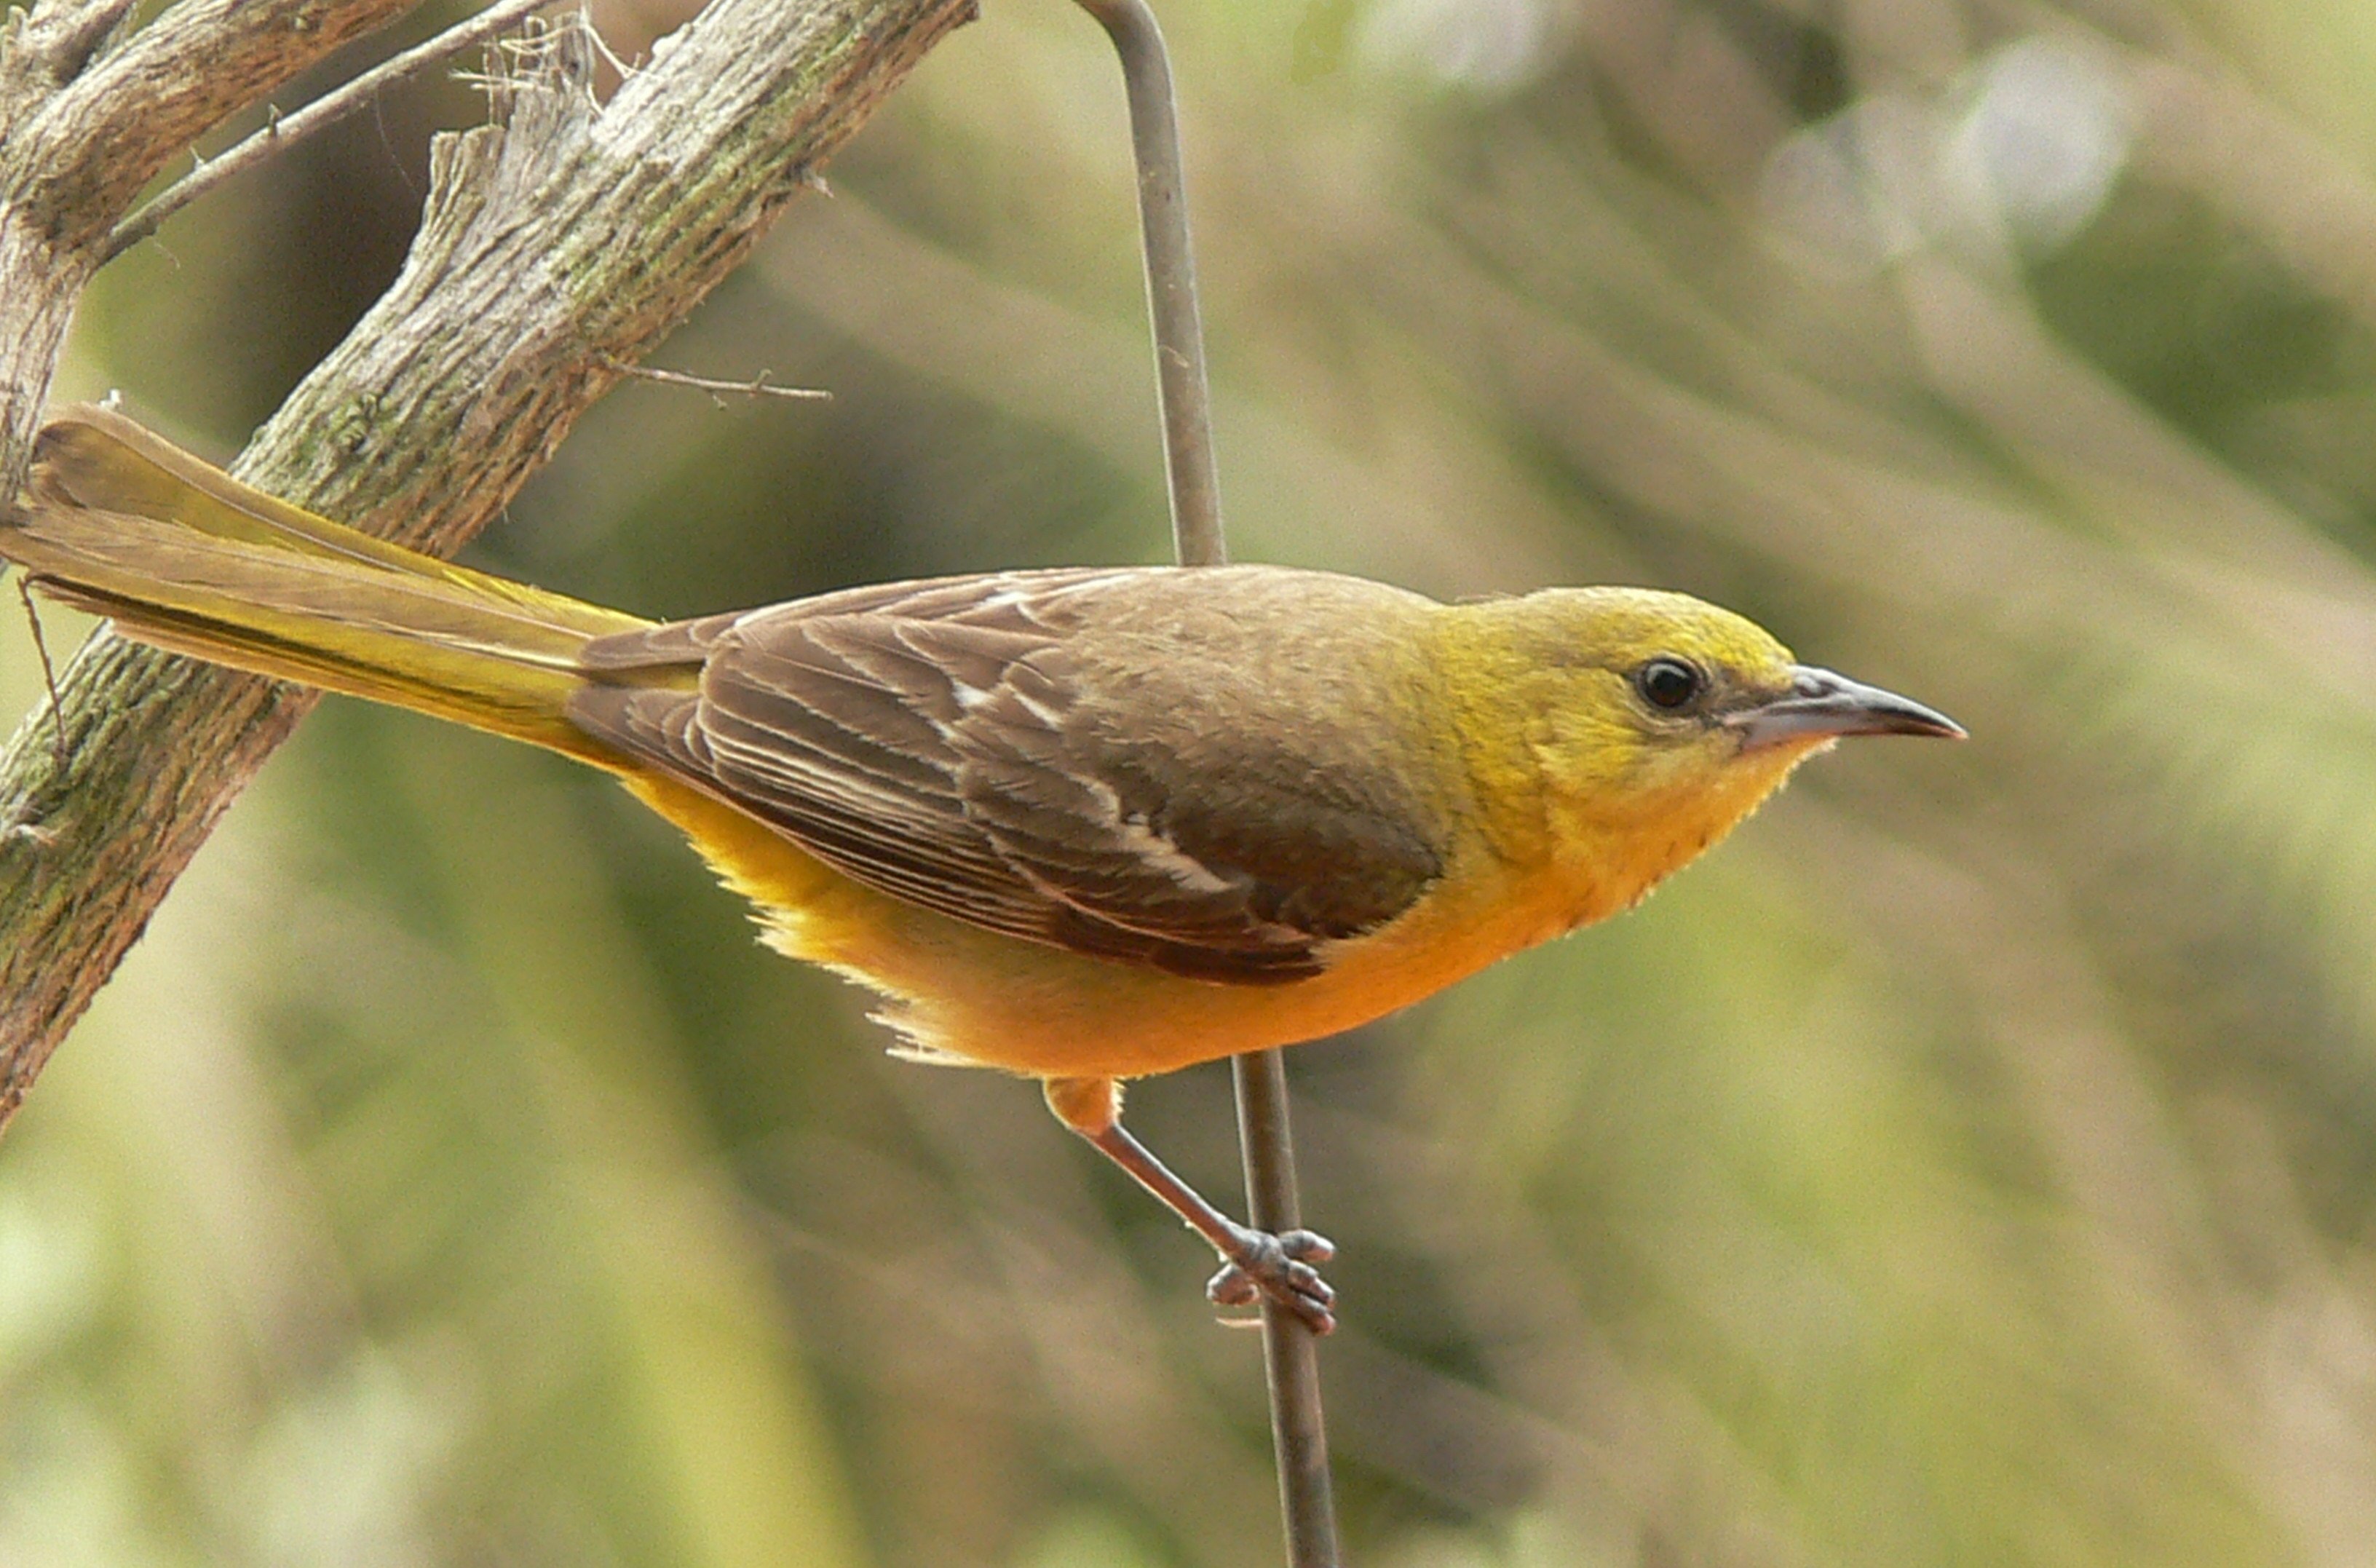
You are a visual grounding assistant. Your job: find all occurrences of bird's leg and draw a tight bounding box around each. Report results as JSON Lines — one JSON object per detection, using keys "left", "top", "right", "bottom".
{"left": 1045, "top": 1077, "right": 1337, "bottom": 1334}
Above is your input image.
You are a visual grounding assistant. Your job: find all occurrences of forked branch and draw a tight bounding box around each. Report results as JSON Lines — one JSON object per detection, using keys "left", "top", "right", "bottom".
{"left": 0, "top": 0, "right": 975, "bottom": 1122}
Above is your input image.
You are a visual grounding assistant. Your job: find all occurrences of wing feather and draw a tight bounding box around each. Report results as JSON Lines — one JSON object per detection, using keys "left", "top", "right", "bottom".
{"left": 567, "top": 567, "right": 1450, "bottom": 983}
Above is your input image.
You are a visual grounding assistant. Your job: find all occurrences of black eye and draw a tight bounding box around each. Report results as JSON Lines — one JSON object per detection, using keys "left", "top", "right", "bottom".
{"left": 1636, "top": 657, "right": 1703, "bottom": 711}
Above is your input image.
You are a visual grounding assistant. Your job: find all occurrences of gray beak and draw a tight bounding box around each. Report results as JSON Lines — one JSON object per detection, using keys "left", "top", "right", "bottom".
{"left": 1727, "top": 665, "right": 1965, "bottom": 752}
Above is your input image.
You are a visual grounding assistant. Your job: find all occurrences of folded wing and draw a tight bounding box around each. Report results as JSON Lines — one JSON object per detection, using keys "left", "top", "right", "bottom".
{"left": 568, "top": 567, "right": 1449, "bottom": 983}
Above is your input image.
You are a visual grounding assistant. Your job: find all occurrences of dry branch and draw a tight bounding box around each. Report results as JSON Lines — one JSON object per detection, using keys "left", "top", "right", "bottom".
{"left": 0, "top": 0, "right": 422, "bottom": 451}
{"left": 0, "top": 0, "right": 975, "bottom": 1124}
{"left": 105, "top": 0, "right": 563, "bottom": 262}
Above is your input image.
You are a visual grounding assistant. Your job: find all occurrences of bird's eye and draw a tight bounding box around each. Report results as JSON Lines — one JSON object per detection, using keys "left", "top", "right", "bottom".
{"left": 1635, "top": 657, "right": 1703, "bottom": 711}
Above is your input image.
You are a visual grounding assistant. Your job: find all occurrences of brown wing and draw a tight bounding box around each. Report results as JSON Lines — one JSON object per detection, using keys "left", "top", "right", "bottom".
{"left": 566, "top": 567, "right": 1452, "bottom": 983}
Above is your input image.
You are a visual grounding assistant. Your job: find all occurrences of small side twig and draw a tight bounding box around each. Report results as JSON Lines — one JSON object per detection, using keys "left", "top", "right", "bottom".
{"left": 12, "top": 576, "right": 69, "bottom": 773}
{"left": 578, "top": 15, "right": 638, "bottom": 83}
{"left": 603, "top": 357, "right": 833, "bottom": 408}
{"left": 104, "top": 0, "right": 559, "bottom": 262}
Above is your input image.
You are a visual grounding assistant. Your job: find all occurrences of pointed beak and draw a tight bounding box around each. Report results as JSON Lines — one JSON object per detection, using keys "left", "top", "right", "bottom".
{"left": 1727, "top": 665, "right": 1965, "bottom": 752}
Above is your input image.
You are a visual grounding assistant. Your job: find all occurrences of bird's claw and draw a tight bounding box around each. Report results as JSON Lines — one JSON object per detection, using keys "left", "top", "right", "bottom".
{"left": 1206, "top": 1227, "right": 1337, "bottom": 1334}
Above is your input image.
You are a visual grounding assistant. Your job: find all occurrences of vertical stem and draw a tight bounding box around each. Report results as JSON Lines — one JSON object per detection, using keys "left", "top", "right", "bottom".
{"left": 1074, "top": 0, "right": 1226, "bottom": 569}
{"left": 1233, "top": 1045, "right": 1342, "bottom": 1568}
{"left": 1070, "top": 4, "right": 1341, "bottom": 1564}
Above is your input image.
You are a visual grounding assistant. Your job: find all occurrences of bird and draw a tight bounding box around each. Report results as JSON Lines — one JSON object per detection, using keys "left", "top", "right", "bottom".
{"left": 2, "top": 404, "right": 1962, "bottom": 1332}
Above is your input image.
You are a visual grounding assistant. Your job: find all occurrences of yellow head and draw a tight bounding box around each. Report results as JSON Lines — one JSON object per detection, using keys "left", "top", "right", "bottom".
{"left": 1442, "top": 587, "right": 1960, "bottom": 920}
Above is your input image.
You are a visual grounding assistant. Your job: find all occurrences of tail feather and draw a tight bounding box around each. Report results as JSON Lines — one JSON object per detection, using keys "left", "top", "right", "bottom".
{"left": 4, "top": 405, "right": 654, "bottom": 761}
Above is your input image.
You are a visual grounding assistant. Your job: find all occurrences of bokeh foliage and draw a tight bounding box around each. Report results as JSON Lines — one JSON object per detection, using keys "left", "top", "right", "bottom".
{"left": 7, "top": 0, "right": 2376, "bottom": 1562}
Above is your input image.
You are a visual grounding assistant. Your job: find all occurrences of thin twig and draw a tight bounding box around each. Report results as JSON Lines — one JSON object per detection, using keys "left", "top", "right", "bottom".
{"left": 103, "top": 0, "right": 559, "bottom": 262}
{"left": 12, "top": 577, "right": 69, "bottom": 773}
{"left": 579, "top": 15, "right": 638, "bottom": 83}
{"left": 1072, "top": 4, "right": 1342, "bottom": 1566}
{"left": 604, "top": 358, "right": 833, "bottom": 406}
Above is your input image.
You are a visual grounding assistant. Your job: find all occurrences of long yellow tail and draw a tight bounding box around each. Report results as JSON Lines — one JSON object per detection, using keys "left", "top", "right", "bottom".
{"left": 3, "top": 405, "right": 654, "bottom": 761}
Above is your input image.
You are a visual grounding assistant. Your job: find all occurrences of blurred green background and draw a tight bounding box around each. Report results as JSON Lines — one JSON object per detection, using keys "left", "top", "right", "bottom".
{"left": 7, "top": 0, "right": 2376, "bottom": 1562}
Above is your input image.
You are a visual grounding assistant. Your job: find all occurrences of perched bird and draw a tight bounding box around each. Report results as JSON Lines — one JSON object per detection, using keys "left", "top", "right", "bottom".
{"left": 3, "top": 405, "right": 1960, "bottom": 1331}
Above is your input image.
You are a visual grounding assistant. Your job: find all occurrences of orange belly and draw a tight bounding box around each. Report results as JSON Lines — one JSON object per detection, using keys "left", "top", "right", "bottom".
{"left": 622, "top": 772, "right": 1576, "bottom": 1080}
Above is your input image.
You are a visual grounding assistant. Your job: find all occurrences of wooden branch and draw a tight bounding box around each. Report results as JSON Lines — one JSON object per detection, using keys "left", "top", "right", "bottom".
{"left": 0, "top": 0, "right": 975, "bottom": 1125}
{"left": 106, "top": 0, "right": 563, "bottom": 262}
{"left": 17, "top": 1, "right": 419, "bottom": 221}
{"left": 0, "top": 0, "right": 421, "bottom": 459}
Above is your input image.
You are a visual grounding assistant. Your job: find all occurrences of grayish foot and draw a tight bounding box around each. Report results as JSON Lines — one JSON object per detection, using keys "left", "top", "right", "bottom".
{"left": 1207, "top": 1227, "right": 1336, "bottom": 1334}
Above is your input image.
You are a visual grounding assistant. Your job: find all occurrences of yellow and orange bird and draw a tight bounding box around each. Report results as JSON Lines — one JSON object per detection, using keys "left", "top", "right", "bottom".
{"left": 2, "top": 405, "right": 1960, "bottom": 1330}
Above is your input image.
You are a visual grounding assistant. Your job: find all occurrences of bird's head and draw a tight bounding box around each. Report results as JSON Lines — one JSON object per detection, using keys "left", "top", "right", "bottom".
{"left": 1449, "top": 587, "right": 1962, "bottom": 911}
